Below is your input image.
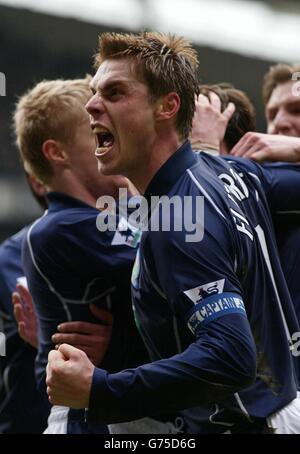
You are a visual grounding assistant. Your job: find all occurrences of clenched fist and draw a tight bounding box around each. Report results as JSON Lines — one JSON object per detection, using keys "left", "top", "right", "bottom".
{"left": 46, "top": 344, "right": 95, "bottom": 408}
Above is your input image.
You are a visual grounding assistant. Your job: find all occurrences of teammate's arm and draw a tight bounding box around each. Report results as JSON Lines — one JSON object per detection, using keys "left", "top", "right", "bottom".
{"left": 230, "top": 132, "right": 300, "bottom": 163}
{"left": 51, "top": 305, "right": 113, "bottom": 366}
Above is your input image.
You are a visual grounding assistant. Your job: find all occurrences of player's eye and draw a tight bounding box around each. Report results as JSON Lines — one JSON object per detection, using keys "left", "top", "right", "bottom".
{"left": 109, "top": 88, "right": 121, "bottom": 99}
{"left": 267, "top": 109, "right": 277, "bottom": 121}
{"left": 289, "top": 106, "right": 300, "bottom": 115}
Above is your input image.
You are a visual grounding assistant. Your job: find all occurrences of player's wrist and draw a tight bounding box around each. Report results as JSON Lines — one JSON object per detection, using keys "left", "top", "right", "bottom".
{"left": 191, "top": 139, "right": 220, "bottom": 154}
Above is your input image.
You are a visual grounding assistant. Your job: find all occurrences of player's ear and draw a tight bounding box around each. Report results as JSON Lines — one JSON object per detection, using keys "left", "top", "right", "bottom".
{"left": 154, "top": 92, "right": 181, "bottom": 122}
{"left": 42, "top": 140, "right": 68, "bottom": 165}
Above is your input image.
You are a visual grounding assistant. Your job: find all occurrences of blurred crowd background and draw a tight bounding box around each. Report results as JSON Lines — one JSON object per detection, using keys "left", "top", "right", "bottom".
{"left": 0, "top": 0, "right": 299, "bottom": 240}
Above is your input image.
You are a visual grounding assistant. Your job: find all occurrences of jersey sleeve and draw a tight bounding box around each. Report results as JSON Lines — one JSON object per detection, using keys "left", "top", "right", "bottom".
{"left": 26, "top": 210, "right": 139, "bottom": 292}
{"left": 260, "top": 162, "right": 300, "bottom": 216}
{"left": 87, "top": 206, "right": 257, "bottom": 424}
{"left": 22, "top": 211, "right": 139, "bottom": 393}
{"left": 224, "top": 157, "right": 300, "bottom": 216}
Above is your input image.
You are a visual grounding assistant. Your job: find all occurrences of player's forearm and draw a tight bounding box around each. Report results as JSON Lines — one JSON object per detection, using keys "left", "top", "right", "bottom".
{"left": 87, "top": 315, "right": 257, "bottom": 424}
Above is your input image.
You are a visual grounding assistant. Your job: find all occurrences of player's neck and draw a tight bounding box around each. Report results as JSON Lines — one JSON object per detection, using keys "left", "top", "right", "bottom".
{"left": 130, "top": 134, "right": 184, "bottom": 194}
{"left": 47, "top": 175, "right": 97, "bottom": 207}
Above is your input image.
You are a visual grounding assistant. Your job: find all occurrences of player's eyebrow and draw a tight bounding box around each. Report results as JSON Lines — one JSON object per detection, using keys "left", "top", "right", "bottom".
{"left": 94, "top": 77, "right": 131, "bottom": 95}
{"left": 102, "top": 81, "right": 125, "bottom": 92}
{"left": 267, "top": 98, "right": 300, "bottom": 116}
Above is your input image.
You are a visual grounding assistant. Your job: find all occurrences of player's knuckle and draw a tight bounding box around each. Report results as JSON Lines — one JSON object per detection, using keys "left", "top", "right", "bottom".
{"left": 51, "top": 363, "right": 62, "bottom": 377}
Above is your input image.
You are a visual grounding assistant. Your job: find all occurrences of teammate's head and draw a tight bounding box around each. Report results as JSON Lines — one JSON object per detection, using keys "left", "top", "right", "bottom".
{"left": 14, "top": 77, "right": 128, "bottom": 199}
{"left": 14, "top": 77, "right": 92, "bottom": 185}
{"left": 263, "top": 63, "right": 300, "bottom": 137}
{"left": 198, "top": 83, "right": 256, "bottom": 154}
{"left": 93, "top": 32, "right": 199, "bottom": 139}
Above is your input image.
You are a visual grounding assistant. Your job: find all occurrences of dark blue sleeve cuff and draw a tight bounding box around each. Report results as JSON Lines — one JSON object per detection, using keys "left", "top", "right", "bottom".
{"left": 87, "top": 367, "right": 111, "bottom": 423}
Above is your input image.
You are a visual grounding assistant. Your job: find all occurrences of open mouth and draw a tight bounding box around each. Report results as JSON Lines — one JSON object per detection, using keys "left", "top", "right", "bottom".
{"left": 94, "top": 128, "right": 115, "bottom": 157}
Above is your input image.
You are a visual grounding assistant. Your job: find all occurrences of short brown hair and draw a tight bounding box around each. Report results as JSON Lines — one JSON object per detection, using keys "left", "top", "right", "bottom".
{"left": 14, "top": 77, "right": 91, "bottom": 185}
{"left": 263, "top": 63, "right": 300, "bottom": 105}
{"left": 198, "top": 83, "right": 256, "bottom": 151}
{"left": 94, "top": 32, "right": 199, "bottom": 139}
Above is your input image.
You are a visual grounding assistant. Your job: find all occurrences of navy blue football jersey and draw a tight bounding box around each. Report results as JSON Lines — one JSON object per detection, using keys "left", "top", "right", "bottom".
{"left": 0, "top": 227, "right": 49, "bottom": 433}
{"left": 88, "top": 141, "right": 300, "bottom": 433}
{"left": 22, "top": 192, "right": 148, "bottom": 434}
{"left": 274, "top": 218, "right": 300, "bottom": 324}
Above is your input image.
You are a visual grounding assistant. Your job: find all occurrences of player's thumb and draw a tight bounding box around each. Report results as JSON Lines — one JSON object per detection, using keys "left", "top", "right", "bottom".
{"left": 58, "top": 343, "right": 83, "bottom": 361}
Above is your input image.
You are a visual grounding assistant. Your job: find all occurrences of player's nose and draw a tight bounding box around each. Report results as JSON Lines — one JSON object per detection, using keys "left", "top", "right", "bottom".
{"left": 85, "top": 94, "right": 105, "bottom": 119}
